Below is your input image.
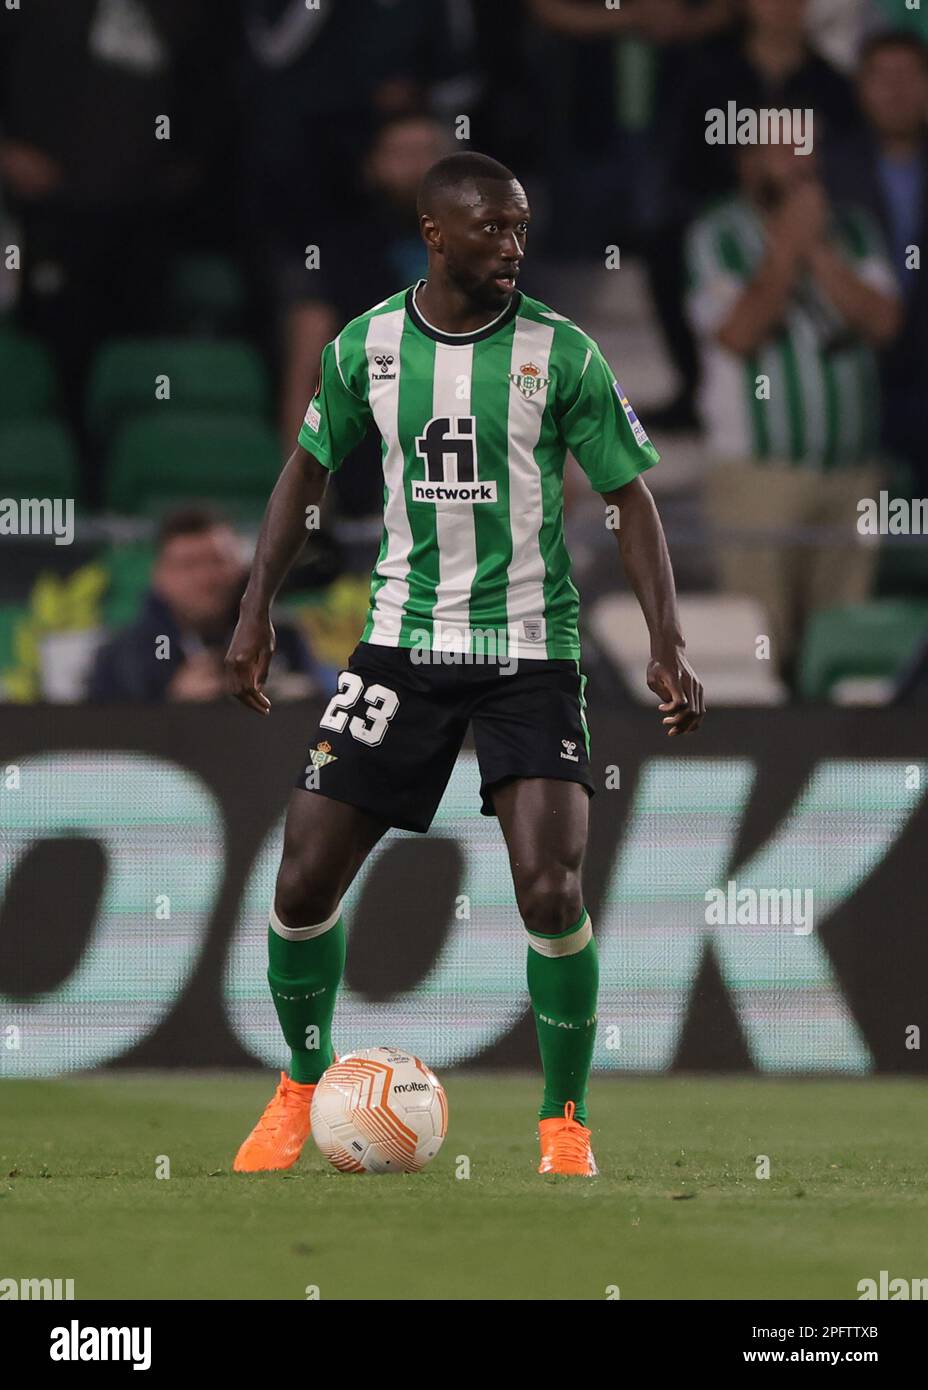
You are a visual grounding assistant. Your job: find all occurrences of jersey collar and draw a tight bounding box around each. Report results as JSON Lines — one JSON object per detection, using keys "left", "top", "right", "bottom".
{"left": 405, "top": 279, "right": 521, "bottom": 345}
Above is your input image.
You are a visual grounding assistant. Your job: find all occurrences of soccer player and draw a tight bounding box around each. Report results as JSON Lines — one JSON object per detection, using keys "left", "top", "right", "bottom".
{"left": 226, "top": 152, "right": 705, "bottom": 1177}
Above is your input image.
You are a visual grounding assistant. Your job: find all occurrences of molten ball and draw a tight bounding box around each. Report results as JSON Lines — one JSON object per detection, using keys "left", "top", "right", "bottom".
{"left": 311, "top": 1047, "right": 448, "bottom": 1173}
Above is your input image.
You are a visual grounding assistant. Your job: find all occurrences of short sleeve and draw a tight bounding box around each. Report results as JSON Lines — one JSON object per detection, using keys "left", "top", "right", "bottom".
{"left": 297, "top": 339, "right": 372, "bottom": 471}
{"left": 557, "top": 346, "right": 659, "bottom": 492}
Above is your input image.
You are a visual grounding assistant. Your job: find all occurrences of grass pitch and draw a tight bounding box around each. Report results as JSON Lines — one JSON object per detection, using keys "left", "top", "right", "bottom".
{"left": 1, "top": 1073, "right": 925, "bottom": 1301}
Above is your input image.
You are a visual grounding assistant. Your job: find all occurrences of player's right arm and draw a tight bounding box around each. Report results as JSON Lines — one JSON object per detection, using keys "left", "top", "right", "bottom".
{"left": 226, "top": 337, "right": 373, "bottom": 714}
{"left": 225, "top": 446, "right": 330, "bottom": 714}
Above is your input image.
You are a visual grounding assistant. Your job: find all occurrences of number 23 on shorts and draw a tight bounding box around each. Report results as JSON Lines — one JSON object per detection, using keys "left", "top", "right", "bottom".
{"left": 319, "top": 671, "right": 400, "bottom": 747}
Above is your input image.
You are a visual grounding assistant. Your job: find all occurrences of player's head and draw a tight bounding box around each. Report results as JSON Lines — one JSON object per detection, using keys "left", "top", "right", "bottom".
{"left": 416, "top": 151, "right": 529, "bottom": 310}
{"left": 153, "top": 507, "right": 243, "bottom": 628}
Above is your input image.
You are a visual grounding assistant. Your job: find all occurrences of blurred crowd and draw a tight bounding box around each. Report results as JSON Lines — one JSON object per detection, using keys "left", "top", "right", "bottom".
{"left": 1, "top": 0, "right": 927, "bottom": 703}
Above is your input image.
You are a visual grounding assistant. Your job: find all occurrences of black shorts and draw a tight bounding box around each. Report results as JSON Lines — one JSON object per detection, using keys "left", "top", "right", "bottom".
{"left": 294, "top": 641, "right": 595, "bottom": 833}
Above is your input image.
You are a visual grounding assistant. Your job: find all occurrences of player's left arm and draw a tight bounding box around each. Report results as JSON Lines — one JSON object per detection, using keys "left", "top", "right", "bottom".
{"left": 557, "top": 342, "right": 705, "bottom": 735}
{"left": 600, "top": 475, "right": 706, "bottom": 737}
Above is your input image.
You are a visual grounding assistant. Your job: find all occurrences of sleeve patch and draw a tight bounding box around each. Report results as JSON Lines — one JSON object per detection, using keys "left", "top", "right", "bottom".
{"left": 614, "top": 381, "right": 650, "bottom": 448}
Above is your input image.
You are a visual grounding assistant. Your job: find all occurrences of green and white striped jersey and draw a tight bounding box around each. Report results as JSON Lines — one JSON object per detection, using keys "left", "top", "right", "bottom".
{"left": 298, "top": 280, "right": 658, "bottom": 661}
{"left": 686, "top": 196, "right": 897, "bottom": 469}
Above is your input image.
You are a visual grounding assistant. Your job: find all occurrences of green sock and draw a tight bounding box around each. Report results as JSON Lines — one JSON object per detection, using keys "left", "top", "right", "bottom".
{"left": 527, "top": 907, "right": 598, "bottom": 1125}
{"left": 267, "top": 909, "right": 346, "bottom": 1084}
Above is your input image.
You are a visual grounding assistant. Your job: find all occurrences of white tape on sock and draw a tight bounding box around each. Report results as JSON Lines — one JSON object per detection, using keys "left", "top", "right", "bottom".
{"left": 526, "top": 910, "right": 592, "bottom": 957}
{"left": 269, "top": 902, "right": 342, "bottom": 941}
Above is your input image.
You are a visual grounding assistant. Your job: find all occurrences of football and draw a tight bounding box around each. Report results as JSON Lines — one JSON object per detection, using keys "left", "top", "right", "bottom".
{"left": 310, "top": 1048, "right": 448, "bottom": 1174}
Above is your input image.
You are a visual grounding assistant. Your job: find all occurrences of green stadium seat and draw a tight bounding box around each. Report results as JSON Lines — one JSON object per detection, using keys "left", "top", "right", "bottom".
{"left": 0, "top": 328, "right": 57, "bottom": 421}
{"left": 168, "top": 254, "right": 247, "bottom": 333}
{"left": 101, "top": 541, "right": 158, "bottom": 628}
{"left": 104, "top": 411, "right": 282, "bottom": 518}
{"left": 798, "top": 599, "right": 928, "bottom": 701}
{"left": 0, "top": 602, "right": 23, "bottom": 671}
{"left": 88, "top": 338, "right": 269, "bottom": 436}
{"left": 0, "top": 420, "right": 80, "bottom": 498}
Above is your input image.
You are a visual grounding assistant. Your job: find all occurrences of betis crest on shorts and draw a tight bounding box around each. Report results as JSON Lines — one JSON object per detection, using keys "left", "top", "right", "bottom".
{"left": 307, "top": 740, "right": 338, "bottom": 770}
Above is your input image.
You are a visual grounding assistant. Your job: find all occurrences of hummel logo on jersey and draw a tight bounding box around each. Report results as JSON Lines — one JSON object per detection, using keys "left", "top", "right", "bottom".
{"left": 413, "top": 416, "right": 497, "bottom": 504}
{"left": 371, "top": 354, "right": 396, "bottom": 380}
{"left": 560, "top": 739, "right": 579, "bottom": 762}
{"left": 509, "top": 361, "right": 550, "bottom": 399}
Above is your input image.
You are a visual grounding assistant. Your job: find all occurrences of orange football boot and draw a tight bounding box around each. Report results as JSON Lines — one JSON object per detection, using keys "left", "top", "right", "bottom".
{"left": 233, "top": 1071, "right": 316, "bottom": 1172}
{"left": 537, "top": 1101, "right": 598, "bottom": 1176}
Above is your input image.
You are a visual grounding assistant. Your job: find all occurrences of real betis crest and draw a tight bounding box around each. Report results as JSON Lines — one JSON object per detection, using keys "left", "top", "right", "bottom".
{"left": 509, "top": 361, "right": 550, "bottom": 399}
{"left": 307, "top": 740, "right": 338, "bottom": 770}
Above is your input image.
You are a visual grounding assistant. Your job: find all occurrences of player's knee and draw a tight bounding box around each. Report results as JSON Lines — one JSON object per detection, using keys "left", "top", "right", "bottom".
{"left": 517, "top": 866, "right": 583, "bottom": 936}
{"left": 274, "top": 859, "right": 341, "bottom": 930}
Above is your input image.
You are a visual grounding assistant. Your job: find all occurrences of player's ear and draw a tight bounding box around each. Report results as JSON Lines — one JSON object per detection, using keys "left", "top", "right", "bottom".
{"left": 420, "top": 213, "right": 441, "bottom": 252}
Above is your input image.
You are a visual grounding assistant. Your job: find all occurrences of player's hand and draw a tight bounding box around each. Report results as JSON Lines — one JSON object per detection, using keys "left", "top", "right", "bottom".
{"left": 224, "top": 610, "right": 275, "bottom": 715}
{"left": 647, "top": 647, "right": 705, "bottom": 737}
